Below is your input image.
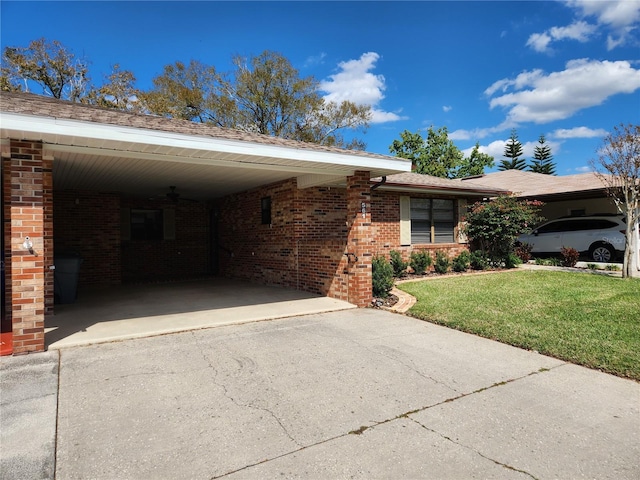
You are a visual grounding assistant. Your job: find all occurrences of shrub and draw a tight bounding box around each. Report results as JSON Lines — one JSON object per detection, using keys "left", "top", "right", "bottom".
{"left": 505, "top": 252, "right": 522, "bottom": 268}
{"left": 389, "top": 250, "right": 408, "bottom": 278}
{"left": 372, "top": 255, "right": 394, "bottom": 298}
{"left": 605, "top": 264, "right": 621, "bottom": 271}
{"left": 469, "top": 250, "right": 488, "bottom": 270}
{"left": 434, "top": 251, "right": 450, "bottom": 274}
{"left": 452, "top": 250, "right": 471, "bottom": 272}
{"left": 560, "top": 246, "right": 580, "bottom": 267}
{"left": 463, "top": 195, "right": 544, "bottom": 266}
{"left": 514, "top": 242, "right": 533, "bottom": 263}
{"left": 410, "top": 250, "right": 432, "bottom": 275}
{"left": 587, "top": 263, "right": 598, "bottom": 270}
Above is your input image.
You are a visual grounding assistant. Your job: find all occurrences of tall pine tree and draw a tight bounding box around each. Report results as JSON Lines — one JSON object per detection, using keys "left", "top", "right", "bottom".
{"left": 499, "top": 129, "right": 527, "bottom": 170}
{"left": 528, "top": 134, "right": 556, "bottom": 175}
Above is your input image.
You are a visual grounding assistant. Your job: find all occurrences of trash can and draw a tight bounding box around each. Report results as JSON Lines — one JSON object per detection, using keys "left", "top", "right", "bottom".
{"left": 54, "top": 253, "right": 83, "bottom": 304}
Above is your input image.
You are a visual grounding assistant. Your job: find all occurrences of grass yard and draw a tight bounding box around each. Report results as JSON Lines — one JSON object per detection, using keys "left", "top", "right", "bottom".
{"left": 399, "top": 270, "right": 640, "bottom": 380}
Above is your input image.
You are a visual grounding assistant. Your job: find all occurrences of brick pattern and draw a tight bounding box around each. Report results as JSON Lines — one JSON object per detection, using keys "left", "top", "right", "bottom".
{"left": 120, "top": 197, "right": 211, "bottom": 282}
{"left": 5, "top": 140, "right": 51, "bottom": 354}
{"left": 54, "top": 191, "right": 121, "bottom": 286}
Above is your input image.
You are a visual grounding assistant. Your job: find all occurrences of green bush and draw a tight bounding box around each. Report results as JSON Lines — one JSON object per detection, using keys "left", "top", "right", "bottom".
{"left": 560, "top": 246, "right": 580, "bottom": 267}
{"left": 505, "top": 252, "right": 523, "bottom": 268}
{"left": 410, "top": 250, "right": 432, "bottom": 275}
{"left": 434, "top": 251, "right": 450, "bottom": 274}
{"left": 452, "top": 250, "right": 471, "bottom": 272}
{"left": 372, "top": 255, "right": 394, "bottom": 298}
{"left": 389, "top": 250, "right": 408, "bottom": 278}
{"left": 469, "top": 250, "right": 488, "bottom": 270}
{"left": 463, "top": 195, "right": 544, "bottom": 266}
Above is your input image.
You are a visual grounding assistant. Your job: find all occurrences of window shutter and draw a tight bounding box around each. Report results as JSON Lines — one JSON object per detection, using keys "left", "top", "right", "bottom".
{"left": 457, "top": 199, "right": 468, "bottom": 243}
{"left": 400, "top": 196, "right": 411, "bottom": 246}
{"left": 121, "top": 208, "right": 131, "bottom": 241}
{"left": 163, "top": 208, "right": 176, "bottom": 240}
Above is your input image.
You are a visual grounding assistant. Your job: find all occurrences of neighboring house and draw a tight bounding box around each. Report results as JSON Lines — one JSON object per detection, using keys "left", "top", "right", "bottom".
{"left": 1, "top": 92, "right": 502, "bottom": 355}
{"left": 460, "top": 170, "right": 618, "bottom": 220}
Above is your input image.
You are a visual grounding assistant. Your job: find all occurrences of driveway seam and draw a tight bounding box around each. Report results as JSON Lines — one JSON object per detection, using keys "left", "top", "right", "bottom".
{"left": 212, "top": 365, "right": 563, "bottom": 478}
{"left": 407, "top": 416, "right": 539, "bottom": 480}
{"left": 54, "top": 349, "right": 61, "bottom": 480}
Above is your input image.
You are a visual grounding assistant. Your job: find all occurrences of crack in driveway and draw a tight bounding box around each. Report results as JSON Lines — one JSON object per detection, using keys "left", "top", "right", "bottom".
{"left": 190, "top": 332, "right": 303, "bottom": 449}
{"left": 212, "top": 365, "right": 564, "bottom": 478}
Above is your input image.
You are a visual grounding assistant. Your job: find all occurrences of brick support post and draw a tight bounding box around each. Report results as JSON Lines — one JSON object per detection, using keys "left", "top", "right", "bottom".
{"left": 345, "top": 171, "right": 372, "bottom": 307}
{"left": 6, "top": 140, "right": 51, "bottom": 354}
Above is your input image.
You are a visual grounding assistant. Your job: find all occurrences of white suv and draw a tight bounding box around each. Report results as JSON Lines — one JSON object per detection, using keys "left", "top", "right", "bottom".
{"left": 518, "top": 215, "right": 626, "bottom": 262}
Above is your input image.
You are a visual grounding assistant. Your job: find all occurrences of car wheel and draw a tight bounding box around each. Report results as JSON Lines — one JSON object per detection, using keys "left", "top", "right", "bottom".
{"left": 589, "top": 243, "right": 614, "bottom": 262}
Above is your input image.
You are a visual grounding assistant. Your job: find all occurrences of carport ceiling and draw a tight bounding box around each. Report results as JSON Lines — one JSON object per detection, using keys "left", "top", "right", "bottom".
{"left": 47, "top": 147, "right": 350, "bottom": 201}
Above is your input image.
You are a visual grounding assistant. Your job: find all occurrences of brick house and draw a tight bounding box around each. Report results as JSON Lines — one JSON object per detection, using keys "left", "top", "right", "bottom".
{"left": 1, "top": 92, "right": 503, "bottom": 355}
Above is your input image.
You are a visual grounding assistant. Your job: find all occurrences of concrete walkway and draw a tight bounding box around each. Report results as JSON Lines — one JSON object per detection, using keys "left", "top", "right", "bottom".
{"left": 2, "top": 309, "right": 639, "bottom": 479}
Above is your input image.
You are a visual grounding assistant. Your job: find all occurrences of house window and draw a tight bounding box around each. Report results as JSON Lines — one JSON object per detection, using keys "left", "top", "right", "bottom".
{"left": 130, "top": 209, "right": 163, "bottom": 240}
{"left": 407, "top": 198, "right": 455, "bottom": 244}
{"left": 261, "top": 197, "right": 272, "bottom": 225}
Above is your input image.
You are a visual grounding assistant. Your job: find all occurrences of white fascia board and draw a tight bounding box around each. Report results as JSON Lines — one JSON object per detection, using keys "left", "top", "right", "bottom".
{"left": 1, "top": 112, "right": 411, "bottom": 172}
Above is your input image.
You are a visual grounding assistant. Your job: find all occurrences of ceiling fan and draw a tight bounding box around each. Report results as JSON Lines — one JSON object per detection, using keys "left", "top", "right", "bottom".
{"left": 150, "top": 186, "right": 199, "bottom": 204}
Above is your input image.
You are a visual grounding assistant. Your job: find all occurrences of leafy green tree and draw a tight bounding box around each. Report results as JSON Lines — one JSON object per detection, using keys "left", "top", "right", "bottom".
{"left": 463, "top": 195, "right": 544, "bottom": 266}
{"left": 142, "top": 51, "right": 370, "bottom": 149}
{"left": 499, "top": 129, "right": 527, "bottom": 171}
{"left": 389, "top": 126, "right": 464, "bottom": 178}
{"left": 84, "top": 64, "right": 142, "bottom": 112}
{"left": 529, "top": 134, "right": 556, "bottom": 175}
{"left": 455, "top": 142, "right": 495, "bottom": 178}
{"left": 141, "top": 60, "right": 223, "bottom": 123}
{"left": 1, "top": 38, "right": 90, "bottom": 101}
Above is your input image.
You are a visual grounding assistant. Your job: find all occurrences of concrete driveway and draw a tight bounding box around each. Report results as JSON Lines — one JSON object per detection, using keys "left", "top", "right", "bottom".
{"left": 2, "top": 309, "right": 639, "bottom": 479}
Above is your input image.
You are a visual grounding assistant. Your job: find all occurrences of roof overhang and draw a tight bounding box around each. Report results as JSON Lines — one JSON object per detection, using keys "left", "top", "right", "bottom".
{"left": 1, "top": 111, "right": 411, "bottom": 200}
{"left": 372, "top": 182, "right": 507, "bottom": 198}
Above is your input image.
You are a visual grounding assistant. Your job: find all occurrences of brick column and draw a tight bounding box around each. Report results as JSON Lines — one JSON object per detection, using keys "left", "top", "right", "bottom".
{"left": 6, "top": 140, "right": 51, "bottom": 354}
{"left": 345, "top": 171, "right": 372, "bottom": 307}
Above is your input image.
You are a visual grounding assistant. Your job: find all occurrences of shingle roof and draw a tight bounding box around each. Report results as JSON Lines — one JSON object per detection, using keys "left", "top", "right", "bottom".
{"left": 0, "top": 91, "right": 398, "bottom": 162}
{"left": 372, "top": 172, "right": 508, "bottom": 195}
{"left": 460, "top": 170, "right": 609, "bottom": 197}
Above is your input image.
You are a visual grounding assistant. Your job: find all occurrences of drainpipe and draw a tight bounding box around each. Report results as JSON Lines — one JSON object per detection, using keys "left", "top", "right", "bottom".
{"left": 371, "top": 176, "right": 387, "bottom": 191}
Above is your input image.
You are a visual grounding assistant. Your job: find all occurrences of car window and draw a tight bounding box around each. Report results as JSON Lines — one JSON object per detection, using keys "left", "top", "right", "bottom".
{"left": 537, "top": 220, "right": 570, "bottom": 233}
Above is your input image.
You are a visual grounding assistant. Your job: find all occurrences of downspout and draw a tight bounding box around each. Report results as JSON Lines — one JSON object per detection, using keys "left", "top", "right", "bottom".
{"left": 371, "top": 175, "right": 387, "bottom": 191}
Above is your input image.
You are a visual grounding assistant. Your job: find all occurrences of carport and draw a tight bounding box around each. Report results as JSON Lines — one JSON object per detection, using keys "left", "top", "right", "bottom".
{"left": 1, "top": 92, "right": 410, "bottom": 355}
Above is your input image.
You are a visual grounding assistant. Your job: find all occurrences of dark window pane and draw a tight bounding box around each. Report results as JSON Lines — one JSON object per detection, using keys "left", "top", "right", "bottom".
{"left": 130, "top": 209, "right": 163, "bottom": 240}
{"left": 261, "top": 197, "right": 271, "bottom": 225}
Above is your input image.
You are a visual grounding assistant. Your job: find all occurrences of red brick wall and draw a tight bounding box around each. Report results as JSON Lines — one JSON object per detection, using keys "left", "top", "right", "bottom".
{"left": 216, "top": 179, "right": 298, "bottom": 288}
{"left": 54, "top": 191, "right": 121, "bottom": 286}
{"left": 5, "top": 140, "right": 52, "bottom": 354}
{"left": 216, "top": 173, "right": 374, "bottom": 306}
{"left": 121, "top": 197, "right": 211, "bottom": 283}
{"left": 371, "top": 190, "right": 469, "bottom": 266}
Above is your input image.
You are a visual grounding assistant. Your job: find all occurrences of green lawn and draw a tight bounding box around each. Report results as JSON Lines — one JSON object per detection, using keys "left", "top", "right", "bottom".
{"left": 399, "top": 270, "right": 640, "bottom": 380}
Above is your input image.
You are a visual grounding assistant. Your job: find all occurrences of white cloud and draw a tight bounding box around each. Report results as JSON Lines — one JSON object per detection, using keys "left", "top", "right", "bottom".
{"left": 551, "top": 126, "right": 608, "bottom": 139}
{"left": 442, "top": 105, "right": 452, "bottom": 112}
{"left": 486, "top": 59, "right": 640, "bottom": 124}
{"left": 566, "top": 0, "right": 640, "bottom": 50}
{"left": 526, "top": 20, "right": 597, "bottom": 52}
{"left": 574, "top": 165, "right": 592, "bottom": 173}
{"left": 320, "top": 52, "right": 405, "bottom": 124}
{"left": 304, "top": 52, "right": 327, "bottom": 68}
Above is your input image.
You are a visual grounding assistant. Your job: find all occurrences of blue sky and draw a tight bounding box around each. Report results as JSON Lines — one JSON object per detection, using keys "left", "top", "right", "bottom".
{"left": 2, "top": 1, "right": 639, "bottom": 175}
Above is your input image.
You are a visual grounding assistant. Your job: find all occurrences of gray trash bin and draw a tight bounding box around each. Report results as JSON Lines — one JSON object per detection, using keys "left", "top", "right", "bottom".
{"left": 54, "top": 253, "right": 83, "bottom": 304}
